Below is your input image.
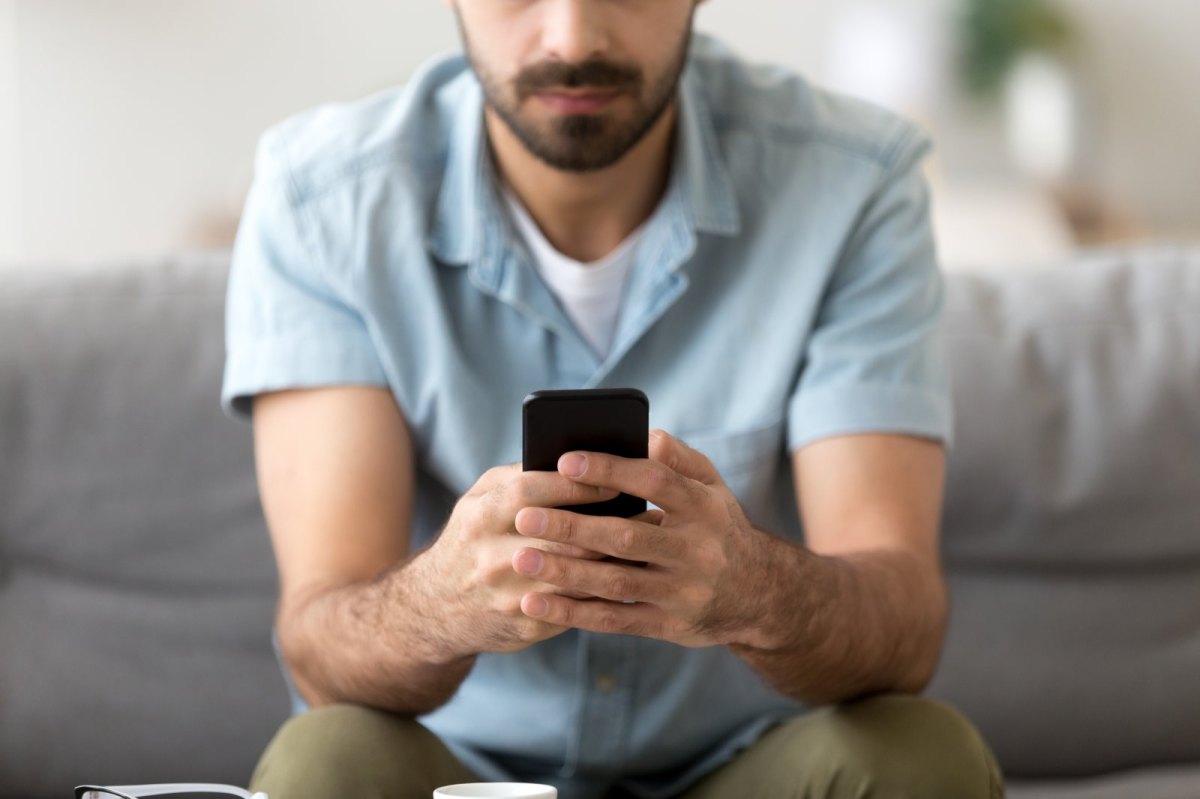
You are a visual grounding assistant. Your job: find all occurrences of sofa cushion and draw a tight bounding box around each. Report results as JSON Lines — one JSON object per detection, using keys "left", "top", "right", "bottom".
{"left": 0, "top": 253, "right": 287, "bottom": 797}
{"left": 929, "top": 245, "right": 1200, "bottom": 778}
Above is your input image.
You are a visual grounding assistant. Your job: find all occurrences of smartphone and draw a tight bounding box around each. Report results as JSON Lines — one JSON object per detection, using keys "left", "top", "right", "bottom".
{"left": 522, "top": 388, "right": 649, "bottom": 517}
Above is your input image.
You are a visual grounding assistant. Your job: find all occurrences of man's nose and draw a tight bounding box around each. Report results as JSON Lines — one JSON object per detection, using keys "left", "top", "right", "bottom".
{"left": 539, "top": 0, "right": 610, "bottom": 65}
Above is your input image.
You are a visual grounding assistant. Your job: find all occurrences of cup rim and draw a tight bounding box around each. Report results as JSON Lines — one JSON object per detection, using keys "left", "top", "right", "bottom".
{"left": 433, "top": 783, "right": 556, "bottom": 798}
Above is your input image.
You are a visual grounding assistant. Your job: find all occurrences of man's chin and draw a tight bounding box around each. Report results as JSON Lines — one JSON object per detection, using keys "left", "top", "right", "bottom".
{"left": 529, "top": 148, "right": 626, "bottom": 174}
{"left": 519, "top": 128, "right": 620, "bottom": 168}
{"left": 495, "top": 106, "right": 641, "bottom": 172}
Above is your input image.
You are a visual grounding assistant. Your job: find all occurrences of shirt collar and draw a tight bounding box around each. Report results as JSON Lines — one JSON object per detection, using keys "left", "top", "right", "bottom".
{"left": 427, "top": 40, "right": 742, "bottom": 268}
{"left": 427, "top": 68, "right": 494, "bottom": 267}
{"left": 673, "top": 61, "right": 741, "bottom": 237}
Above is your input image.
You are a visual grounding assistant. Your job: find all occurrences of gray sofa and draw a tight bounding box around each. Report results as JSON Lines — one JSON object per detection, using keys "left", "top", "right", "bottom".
{"left": 1, "top": 247, "right": 1197, "bottom": 798}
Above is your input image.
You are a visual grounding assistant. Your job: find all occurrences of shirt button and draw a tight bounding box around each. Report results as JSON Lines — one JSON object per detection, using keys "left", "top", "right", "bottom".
{"left": 596, "top": 674, "right": 617, "bottom": 692}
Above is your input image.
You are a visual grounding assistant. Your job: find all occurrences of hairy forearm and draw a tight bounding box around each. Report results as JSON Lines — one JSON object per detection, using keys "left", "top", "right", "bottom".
{"left": 277, "top": 549, "right": 476, "bottom": 717}
{"left": 730, "top": 529, "right": 948, "bottom": 706}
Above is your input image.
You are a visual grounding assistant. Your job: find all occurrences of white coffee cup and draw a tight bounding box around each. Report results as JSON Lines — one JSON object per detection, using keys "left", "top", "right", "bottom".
{"left": 433, "top": 784, "right": 557, "bottom": 799}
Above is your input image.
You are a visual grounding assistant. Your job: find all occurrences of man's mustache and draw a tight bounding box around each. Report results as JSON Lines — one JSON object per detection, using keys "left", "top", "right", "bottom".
{"left": 515, "top": 58, "right": 643, "bottom": 99}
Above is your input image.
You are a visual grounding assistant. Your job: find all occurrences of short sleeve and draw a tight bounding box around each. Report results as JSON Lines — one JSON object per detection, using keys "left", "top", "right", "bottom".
{"left": 220, "top": 129, "right": 388, "bottom": 422}
{"left": 787, "top": 131, "right": 954, "bottom": 451}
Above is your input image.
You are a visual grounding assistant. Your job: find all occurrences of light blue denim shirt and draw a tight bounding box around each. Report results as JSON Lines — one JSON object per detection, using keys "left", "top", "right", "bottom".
{"left": 221, "top": 33, "right": 952, "bottom": 799}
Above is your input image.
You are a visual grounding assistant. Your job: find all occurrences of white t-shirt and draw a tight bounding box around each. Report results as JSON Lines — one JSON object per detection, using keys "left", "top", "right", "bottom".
{"left": 502, "top": 187, "right": 647, "bottom": 359}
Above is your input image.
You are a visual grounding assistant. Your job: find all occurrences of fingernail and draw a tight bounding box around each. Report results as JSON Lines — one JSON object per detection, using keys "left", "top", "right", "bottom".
{"left": 519, "top": 508, "right": 547, "bottom": 535}
{"left": 559, "top": 452, "right": 587, "bottom": 477}
{"left": 515, "top": 549, "right": 544, "bottom": 576}
{"left": 525, "top": 594, "right": 549, "bottom": 617}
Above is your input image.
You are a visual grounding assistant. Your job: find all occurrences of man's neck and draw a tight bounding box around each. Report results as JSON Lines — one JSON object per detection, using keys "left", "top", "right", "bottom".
{"left": 485, "top": 102, "right": 678, "bottom": 264}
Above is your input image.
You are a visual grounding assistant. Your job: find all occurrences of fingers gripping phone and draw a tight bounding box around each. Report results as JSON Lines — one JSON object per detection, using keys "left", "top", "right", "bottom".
{"left": 522, "top": 388, "right": 649, "bottom": 518}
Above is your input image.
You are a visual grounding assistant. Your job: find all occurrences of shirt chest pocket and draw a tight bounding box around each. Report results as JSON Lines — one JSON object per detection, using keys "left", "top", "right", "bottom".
{"left": 673, "top": 418, "right": 787, "bottom": 519}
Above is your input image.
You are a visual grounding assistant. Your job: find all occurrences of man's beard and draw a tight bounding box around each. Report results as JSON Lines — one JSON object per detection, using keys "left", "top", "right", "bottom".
{"left": 458, "top": 20, "right": 693, "bottom": 173}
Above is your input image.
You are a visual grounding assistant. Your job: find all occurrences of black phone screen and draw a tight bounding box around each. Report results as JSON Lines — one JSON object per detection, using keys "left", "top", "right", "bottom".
{"left": 522, "top": 388, "right": 649, "bottom": 517}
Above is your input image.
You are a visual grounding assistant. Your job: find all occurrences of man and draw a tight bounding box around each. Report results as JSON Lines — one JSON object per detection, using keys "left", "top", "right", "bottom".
{"left": 221, "top": 1, "right": 1003, "bottom": 797}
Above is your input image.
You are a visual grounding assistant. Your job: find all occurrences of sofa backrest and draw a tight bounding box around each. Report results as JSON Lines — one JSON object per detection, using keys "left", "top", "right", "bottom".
{"left": 928, "top": 246, "right": 1200, "bottom": 777}
{"left": 0, "top": 253, "right": 288, "bottom": 797}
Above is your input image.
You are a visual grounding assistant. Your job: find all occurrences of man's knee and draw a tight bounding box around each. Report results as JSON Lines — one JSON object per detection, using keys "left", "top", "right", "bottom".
{"left": 250, "top": 703, "right": 467, "bottom": 799}
{"left": 739, "top": 691, "right": 1003, "bottom": 796}
{"left": 783, "top": 694, "right": 1003, "bottom": 799}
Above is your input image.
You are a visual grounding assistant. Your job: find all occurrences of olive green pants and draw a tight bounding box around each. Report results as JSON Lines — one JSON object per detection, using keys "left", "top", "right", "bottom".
{"left": 250, "top": 695, "right": 1003, "bottom": 798}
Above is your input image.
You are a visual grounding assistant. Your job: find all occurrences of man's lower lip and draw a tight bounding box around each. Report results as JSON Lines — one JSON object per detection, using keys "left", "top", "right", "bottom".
{"left": 535, "top": 91, "right": 620, "bottom": 113}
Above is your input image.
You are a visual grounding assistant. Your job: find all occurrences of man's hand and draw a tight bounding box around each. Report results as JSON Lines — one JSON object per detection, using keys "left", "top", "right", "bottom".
{"left": 509, "top": 429, "right": 771, "bottom": 648}
{"left": 419, "top": 462, "right": 661, "bottom": 657}
{"left": 508, "top": 429, "right": 949, "bottom": 706}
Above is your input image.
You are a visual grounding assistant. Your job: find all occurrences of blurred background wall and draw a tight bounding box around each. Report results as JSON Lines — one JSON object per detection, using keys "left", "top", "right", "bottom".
{"left": 1, "top": 0, "right": 1197, "bottom": 267}
{"left": 0, "top": 0, "right": 19, "bottom": 264}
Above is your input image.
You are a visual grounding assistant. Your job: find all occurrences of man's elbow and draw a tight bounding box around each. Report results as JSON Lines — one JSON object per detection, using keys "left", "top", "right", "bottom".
{"left": 898, "top": 583, "right": 950, "bottom": 695}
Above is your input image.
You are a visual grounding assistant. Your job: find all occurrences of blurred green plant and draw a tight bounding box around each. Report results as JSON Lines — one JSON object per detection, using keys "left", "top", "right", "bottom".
{"left": 959, "top": 0, "right": 1076, "bottom": 99}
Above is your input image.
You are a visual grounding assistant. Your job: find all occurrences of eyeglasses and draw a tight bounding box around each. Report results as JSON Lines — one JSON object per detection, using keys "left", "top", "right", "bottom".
{"left": 75, "top": 786, "right": 267, "bottom": 799}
